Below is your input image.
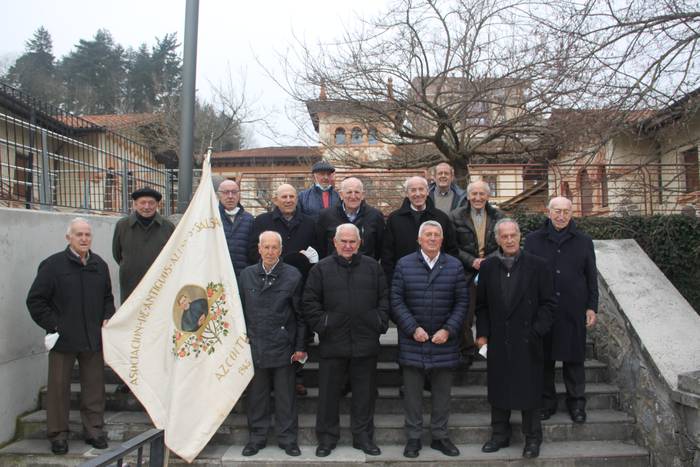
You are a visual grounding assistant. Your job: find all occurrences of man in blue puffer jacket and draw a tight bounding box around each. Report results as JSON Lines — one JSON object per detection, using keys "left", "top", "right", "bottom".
{"left": 216, "top": 179, "right": 254, "bottom": 278}
{"left": 297, "top": 160, "right": 340, "bottom": 220}
{"left": 391, "top": 220, "right": 468, "bottom": 459}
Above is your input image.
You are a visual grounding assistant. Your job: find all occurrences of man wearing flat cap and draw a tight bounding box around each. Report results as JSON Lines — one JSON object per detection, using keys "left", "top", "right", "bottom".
{"left": 298, "top": 160, "right": 340, "bottom": 220}
{"left": 112, "top": 187, "right": 174, "bottom": 392}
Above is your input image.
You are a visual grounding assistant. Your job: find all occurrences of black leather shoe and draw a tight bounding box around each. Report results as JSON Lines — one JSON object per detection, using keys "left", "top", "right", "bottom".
{"left": 50, "top": 440, "right": 68, "bottom": 455}
{"left": 481, "top": 438, "right": 510, "bottom": 453}
{"left": 85, "top": 436, "right": 108, "bottom": 449}
{"left": 540, "top": 408, "right": 556, "bottom": 420}
{"left": 403, "top": 438, "right": 421, "bottom": 458}
{"left": 279, "top": 443, "right": 301, "bottom": 456}
{"left": 431, "top": 438, "right": 459, "bottom": 456}
{"left": 353, "top": 440, "right": 381, "bottom": 455}
{"left": 523, "top": 441, "right": 541, "bottom": 458}
{"left": 570, "top": 408, "right": 586, "bottom": 424}
{"left": 242, "top": 441, "right": 265, "bottom": 456}
{"left": 315, "top": 444, "right": 334, "bottom": 457}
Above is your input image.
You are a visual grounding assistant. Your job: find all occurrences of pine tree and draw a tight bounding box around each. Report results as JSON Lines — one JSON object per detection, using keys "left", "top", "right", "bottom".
{"left": 4, "top": 27, "right": 62, "bottom": 105}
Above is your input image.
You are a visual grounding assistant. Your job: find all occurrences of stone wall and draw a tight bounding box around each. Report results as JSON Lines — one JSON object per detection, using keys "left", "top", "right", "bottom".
{"left": 593, "top": 239, "right": 700, "bottom": 466}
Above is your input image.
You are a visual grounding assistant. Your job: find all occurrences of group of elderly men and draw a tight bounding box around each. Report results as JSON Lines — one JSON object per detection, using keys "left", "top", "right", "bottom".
{"left": 26, "top": 159, "right": 598, "bottom": 461}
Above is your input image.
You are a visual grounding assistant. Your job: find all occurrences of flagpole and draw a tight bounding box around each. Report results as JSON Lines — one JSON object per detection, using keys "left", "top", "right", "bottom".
{"left": 177, "top": 0, "right": 199, "bottom": 213}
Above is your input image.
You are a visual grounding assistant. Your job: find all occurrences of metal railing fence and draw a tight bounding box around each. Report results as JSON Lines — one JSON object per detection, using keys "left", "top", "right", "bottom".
{"left": 1, "top": 106, "right": 697, "bottom": 218}
{"left": 79, "top": 428, "right": 165, "bottom": 467}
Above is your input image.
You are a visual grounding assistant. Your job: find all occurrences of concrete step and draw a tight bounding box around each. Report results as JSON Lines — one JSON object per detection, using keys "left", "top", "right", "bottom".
{"left": 0, "top": 439, "right": 649, "bottom": 466}
{"left": 18, "top": 409, "right": 635, "bottom": 445}
{"left": 87, "top": 359, "right": 609, "bottom": 386}
{"left": 40, "top": 382, "right": 620, "bottom": 414}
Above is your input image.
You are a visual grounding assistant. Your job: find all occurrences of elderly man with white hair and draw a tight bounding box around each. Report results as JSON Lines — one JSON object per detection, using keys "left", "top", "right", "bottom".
{"left": 316, "top": 176, "right": 385, "bottom": 260}
{"left": 303, "top": 223, "right": 390, "bottom": 458}
{"left": 524, "top": 196, "right": 598, "bottom": 424}
{"left": 249, "top": 183, "right": 319, "bottom": 396}
{"left": 448, "top": 179, "right": 504, "bottom": 364}
{"left": 27, "top": 217, "right": 115, "bottom": 455}
{"left": 238, "top": 231, "right": 306, "bottom": 457}
{"left": 381, "top": 176, "right": 457, "bottom": 282}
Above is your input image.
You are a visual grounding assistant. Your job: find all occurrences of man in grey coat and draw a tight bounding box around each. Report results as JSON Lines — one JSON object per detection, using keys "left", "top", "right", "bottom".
{"left": 238, "top": 231, "right": 306, "bottom": 457}
{"left": 112, "top": 187, "right": 174, "bottom": 393}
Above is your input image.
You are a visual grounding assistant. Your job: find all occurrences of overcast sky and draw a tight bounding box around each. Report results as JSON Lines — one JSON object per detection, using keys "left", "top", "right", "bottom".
{"left": 1, "top": 0, "right": 390, "bottom": 148}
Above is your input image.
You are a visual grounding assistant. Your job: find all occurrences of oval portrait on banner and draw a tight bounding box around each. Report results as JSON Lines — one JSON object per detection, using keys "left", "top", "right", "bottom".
{"left": 173, "top": 284, "right": 209, "bottom": 333}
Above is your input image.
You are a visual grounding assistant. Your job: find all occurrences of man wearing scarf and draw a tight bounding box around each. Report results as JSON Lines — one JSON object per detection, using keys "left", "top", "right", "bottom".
{"left": 112, "top": 187, "right": 175, "bottom": 393}
{"left": 298, "top": 160, "right": 340, "bottom": 220}
{"left": 523, "top": 197, "right": 599, "bottom": 424}
{"left": 475, "top": 218, "right": 556, "bottom": 459}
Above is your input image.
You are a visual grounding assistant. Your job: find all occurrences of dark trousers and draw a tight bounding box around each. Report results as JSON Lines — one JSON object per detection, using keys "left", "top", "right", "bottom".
{"left": 460, "top": 283, "right": 477, "bottom": 355}
{"left": 543, "top": 359, "right": 586, "bottom": 411}
{"left": 402, "top": 366, "right": 454, "bottom": 440}
{"left": 316, "top": 356, "right": 378, "bottom": 445}
{"left": 47, "top": 350, "right": 105, "bottom": 441}
{"left": 246, "top": 365, "right": 298, "bottom": 445}
{"left": 490, "top": 406, "right": 542, "bottom": 444}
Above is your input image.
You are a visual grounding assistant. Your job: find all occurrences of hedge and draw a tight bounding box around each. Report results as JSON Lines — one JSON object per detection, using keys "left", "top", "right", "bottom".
{"left": 511, "top": 213, "right": 700, "bottom": 315}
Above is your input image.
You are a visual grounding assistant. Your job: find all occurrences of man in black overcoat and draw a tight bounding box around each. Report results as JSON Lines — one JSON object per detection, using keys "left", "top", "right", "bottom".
{"left": 27, "top": 218, "right": 115, "bottom": 455}
{"left": 381, "top": 176, "right": 457, "bottom": 283}
{"left": 475, "top": 218, "right": 556, "bottom": 459}
{"left": 523, "top": 196, "right": 599, "bottom": 423}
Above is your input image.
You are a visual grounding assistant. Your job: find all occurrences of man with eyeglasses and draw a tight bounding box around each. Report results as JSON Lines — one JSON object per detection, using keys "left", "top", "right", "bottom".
{"left": 523, "top": 196, "right": 598, "bottom": 425}
{"left": 217, "top": 179, "right": 254, "bottom": 278}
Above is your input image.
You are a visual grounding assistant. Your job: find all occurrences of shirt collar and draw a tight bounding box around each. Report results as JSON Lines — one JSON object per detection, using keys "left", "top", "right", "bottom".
{"left": 261, "top": 259, "right": 280, "bottom": 275}
{"left": 420, "top": 250, "right": 440, "bottom": 269}
{"left": 68, "top": 247, "right": 90, "bottom": 264}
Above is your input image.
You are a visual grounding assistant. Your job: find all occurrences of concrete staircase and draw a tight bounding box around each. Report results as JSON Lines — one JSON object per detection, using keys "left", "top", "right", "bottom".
{"left": 0, "top": 328, "right": 649, "bottom": 466}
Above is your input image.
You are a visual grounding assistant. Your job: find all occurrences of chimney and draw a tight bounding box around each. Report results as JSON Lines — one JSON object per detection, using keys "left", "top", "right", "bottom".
{"left": 320, "top": 80, "right": 327, "bottom": 100}
{"left": 387, "top": 77, "right": 394, "bottom": 100}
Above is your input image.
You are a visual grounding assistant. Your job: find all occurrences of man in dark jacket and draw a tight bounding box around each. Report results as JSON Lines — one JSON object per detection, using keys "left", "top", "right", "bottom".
{"left": 476, "top": 218, "right": 556, "bottom": 459}
{"left": 428, "top": 162, "right": 465, "bottom": 213}
{"left": 303, "top": 223, "right": 389, "bottom": 458}
{"left": 216, "top": 179, "right": 254, "bottom": 277}
{"left": 27, "top": 218, "right": 116, "bottom": 455}
{"left": 390, "top": 220, "right": 468, "bottom": 459}
{"left": 112, "top": 187, "right": 174, "bottom": 394}
{"left": 249, "top": 183, "right": 318, "bottom": 396}
{"left": 112, "top": 187, "right": 175, "bottom": 304}
{"left": 448, "top": 180, "right": 504, "bottom": 363}
{"left": 298, "top": 160, "right": 340, "bottom": 219}
{"left": 238, "top": 231, "right": 306, "bottom": 457}
{"left": 523, "top": 196, "right": 598, "bottom": 424}
{"left": 316, "top": 176, "right": 385, "bottom": 260}
{"left": 381, "top": 176, "right": 458, "bottom": 282}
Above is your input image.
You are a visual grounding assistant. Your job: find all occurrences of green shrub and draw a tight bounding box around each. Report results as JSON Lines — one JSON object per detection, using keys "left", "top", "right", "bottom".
{"left": 512, "top": 213, "right": 700, "bottom": 314}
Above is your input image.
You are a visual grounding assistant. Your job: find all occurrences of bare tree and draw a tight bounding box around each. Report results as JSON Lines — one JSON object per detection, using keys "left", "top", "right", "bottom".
{"left": 280, "top": 0, "right": 699, "bottom": 180}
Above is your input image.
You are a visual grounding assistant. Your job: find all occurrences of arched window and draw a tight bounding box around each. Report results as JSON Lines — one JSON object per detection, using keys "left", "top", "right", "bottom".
{"left": 334, "top": 128, "right": 346, "bottom": 145}
{"left": 368, "top": 127, "right": 378, "bottom": 144}
{"left": 351, "top": 127, "right": 363, "bottom": 144}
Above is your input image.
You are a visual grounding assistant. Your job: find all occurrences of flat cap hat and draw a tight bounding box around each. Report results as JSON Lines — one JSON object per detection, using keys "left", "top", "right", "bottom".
{"left": 311, "top": 160, "right": 336, "bottom": 173}
{"left": 131, "top": 187, "right": 162, "bottom": 202}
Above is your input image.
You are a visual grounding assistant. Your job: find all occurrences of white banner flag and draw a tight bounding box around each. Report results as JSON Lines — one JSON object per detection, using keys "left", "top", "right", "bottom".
{"left": 103, "top": 155, "right": 254, "bottom": 462}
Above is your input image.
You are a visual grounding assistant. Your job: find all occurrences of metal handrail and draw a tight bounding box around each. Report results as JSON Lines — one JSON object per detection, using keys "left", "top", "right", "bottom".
{"left": 79, "top": 428, "right": 165, "bottom": 467}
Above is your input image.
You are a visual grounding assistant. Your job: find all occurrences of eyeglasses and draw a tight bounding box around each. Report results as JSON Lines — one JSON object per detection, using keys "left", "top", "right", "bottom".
{"left": 218, "top": 190, "right": 239, "bottom": 196}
